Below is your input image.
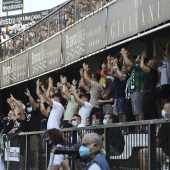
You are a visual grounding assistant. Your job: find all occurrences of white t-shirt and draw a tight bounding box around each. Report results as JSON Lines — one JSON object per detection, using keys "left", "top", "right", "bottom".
{"left": 47, "top": 101, "right": 64, "bottom": 130}
{"left": 160, "top": 56, "right": 170, "bottom": 86}
{"left": 78, "top": 102, "right": 92, "bottom": 126}
{"left": 48, "top": 144, "right": 66, "bottom": 170}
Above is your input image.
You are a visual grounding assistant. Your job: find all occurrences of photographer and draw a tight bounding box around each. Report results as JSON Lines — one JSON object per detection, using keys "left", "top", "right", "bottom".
{"left": 60, "top": 133, "right": 110, "bottom": 170}
{"left": 45, "top": 128, "right": 67, "bottom": 170}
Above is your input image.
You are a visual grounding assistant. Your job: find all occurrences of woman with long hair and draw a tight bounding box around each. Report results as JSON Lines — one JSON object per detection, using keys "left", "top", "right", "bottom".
{"left": 98, "top": 78, "right": 115, "bottom": 115}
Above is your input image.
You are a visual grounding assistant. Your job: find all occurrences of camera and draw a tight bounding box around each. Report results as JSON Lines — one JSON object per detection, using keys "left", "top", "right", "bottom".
{"left": 54, "top": 143, "right": 80, "bottom": 157}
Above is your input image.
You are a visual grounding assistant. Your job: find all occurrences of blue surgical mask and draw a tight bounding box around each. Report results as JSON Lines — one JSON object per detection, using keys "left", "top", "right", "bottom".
{"left": 161, "top": 110, "right": 166, "bottom": 118}
{"left": 103, "top": 119, "right": 108, "bottom": 125}
{"left": 72, "top": 120, "right": 77, "bottom": 127}
{"left": 79, "top": 145, "right": 90, "bottom": 158}
{"left": 92, "top": 120, "right": 96, "bottom": 126}
{"left": 27, "top": 107, "right": 32, "bottom": 112}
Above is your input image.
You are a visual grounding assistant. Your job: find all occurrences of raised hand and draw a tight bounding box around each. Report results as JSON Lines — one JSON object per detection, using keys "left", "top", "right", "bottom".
{"left": 25, "top": 88, "right": 31, "bottom": 97}
{"left": 79, "top": 68, "right": 84, "bottom": 77}
{"left": 101, "top": 63, "right": 106, "bottom": 69}
{"left": 72, "top": 79, "right": 77, "bottom": 86}
{"left": 83, "top": 63, "right": 90, "bottom": 71}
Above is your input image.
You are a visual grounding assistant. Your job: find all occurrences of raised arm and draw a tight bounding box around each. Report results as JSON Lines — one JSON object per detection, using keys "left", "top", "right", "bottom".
{"left": 71, "top": 85, "right": 85, "bottom": 106}
{"left": 61, "top": 76, "right": 71, "bottom": 100}
{"left": 79, "top": 68, "right": 89, "bottom": 92}
{"left": 10, "top": 94, "right": 25, "bottom": 120}
{"left": 120, "top": 48, "right": 133, "bottom": 68}
{"left": 25, "top": 88, "right": 37, "bottom": 111}
{"left": 101, "top": 63, "right": 107, "bottom": 78}
{"left": 45, "top": 77, "right": 53, "bottom": 106}
{"left": 83, "top": 63, "right": 91, "bottom": 86}
{"left": 140, "top": 51, "right": 150, "bottom": 73}
{"left": 36, "top": 79, "right": 42, "bottom": 99}
{"left": 112, "top": 62, "right": 126, "bottom": 79}
{"left": 107, "top": 55, "right": 111, "bottom": 70}
{"left": 39, "top": 95, "right": 49, "bottom": 117}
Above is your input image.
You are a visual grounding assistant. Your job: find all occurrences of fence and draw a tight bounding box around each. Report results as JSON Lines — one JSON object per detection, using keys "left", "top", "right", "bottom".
{"left": 0, "top": 0, "right": 113, "bottom": 61}
{"left": 0, "top": 119, "right": 170, "bottom": 170}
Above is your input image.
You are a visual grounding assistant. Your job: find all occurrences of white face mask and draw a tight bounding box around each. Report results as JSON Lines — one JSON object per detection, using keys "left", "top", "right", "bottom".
{"left": 27, "top": 107, "right": 32, "bottom": 112}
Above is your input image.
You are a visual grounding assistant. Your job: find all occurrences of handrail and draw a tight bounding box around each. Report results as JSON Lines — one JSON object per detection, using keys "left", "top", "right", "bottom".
{"left": 17, "top": 118, "right": 169, "bottom": 136}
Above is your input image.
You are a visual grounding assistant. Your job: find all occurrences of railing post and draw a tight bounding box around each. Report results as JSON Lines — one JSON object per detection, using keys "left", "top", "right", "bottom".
{"left": 105, "top": 127, "right": 110, "bottom": 166}
{"left": 148, "top": 123, "right": 156, "bottom": 170}
{"left": 90, "top": 0, "right": 93, "bottom": 13}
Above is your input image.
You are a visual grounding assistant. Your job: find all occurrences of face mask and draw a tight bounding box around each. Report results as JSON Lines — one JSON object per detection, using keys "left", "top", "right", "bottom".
{"left": 103, "top": 119, "right": 108, "bottom": 125}
{"left": 92, "top": 120, "right": 96, "bottom": 126}
{"left": 72, "top": 120, "right": 77, "bottom": 127}
{"left": 162, "top": 110, "right": 167, "bottom": 118}
{"left": 27, "top": 107, "right": 32, "bottom": 112}
{"left": 79, "top": 145, "right": 91, "bottom": 158}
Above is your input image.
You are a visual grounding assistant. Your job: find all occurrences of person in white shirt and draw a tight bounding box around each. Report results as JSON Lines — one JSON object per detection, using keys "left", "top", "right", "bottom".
{"left": 45, "top": 128, "right": 67, "bottom": 170}
{"left": 71, "top": 85, "right": 92, "bottom": 126}
{"left": 45, "top": 77, "right": 66, "bottom": 130}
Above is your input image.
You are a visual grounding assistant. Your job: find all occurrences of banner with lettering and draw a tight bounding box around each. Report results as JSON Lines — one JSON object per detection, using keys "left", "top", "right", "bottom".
{"left": 45, "top": 34, "right": 62, "bottom": 70}
{"left": 62, "top": 9, "right": 106, "bottom": 64}
{"left": 29, "top": 34, "right": 62, "bottom": 78}
{"left": 107, "top": 0, "right": 138, "bottom": 45}
{"left": 62, "top": 23, "right": 85, "bottom": 64}
{"left": 1, "top": 52, "right": 28, "bottom": 87}
{"left": 3, "top": 133, "right": 20, "bottom": 170}
{"left": 138, "top": 0, "right": 170, "bottom": 32}
{"left": 83, "top": 9, "right": 107, "bottom": 55}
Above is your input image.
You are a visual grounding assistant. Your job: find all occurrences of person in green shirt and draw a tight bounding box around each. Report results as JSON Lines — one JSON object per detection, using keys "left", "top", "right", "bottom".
{"left": 120, "top": 48, "right": 145, "bottom": 128}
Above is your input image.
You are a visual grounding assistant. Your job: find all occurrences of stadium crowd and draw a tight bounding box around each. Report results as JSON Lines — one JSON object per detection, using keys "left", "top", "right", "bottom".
{"left": 0, "top": 38, "right": 170, "bottom": 169}
{"left": 0, "top": 0, "right": 111, "bottom": 61}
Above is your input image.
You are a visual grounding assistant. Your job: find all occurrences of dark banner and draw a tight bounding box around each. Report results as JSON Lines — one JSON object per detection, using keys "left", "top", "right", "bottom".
{"left": 0, "top": 10, "right": 49, "bottom": 26}
{"left": 1, "top": 52, "right": 28, "bottom": 87}
{"left": 138, "top": 0, "right": 170, "bottom": 32}
{"left": 29, "top": 34, "right": 62, "bottom": 78}
{"left": 2, "top": 0, "right": 23, "bottom": 12}
{"left": 107, "top": 0, "right": 138, "bottom": 45}
{"left": 62, "top": 9, "right": 106, "bottom": 64}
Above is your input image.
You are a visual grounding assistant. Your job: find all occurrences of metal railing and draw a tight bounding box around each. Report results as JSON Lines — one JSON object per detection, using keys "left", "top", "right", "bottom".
{"left": 0, "top": 0, "right": 113, "bottom": 61}
{"left": 0, "top": 119, "right": 170, "bottom": 170}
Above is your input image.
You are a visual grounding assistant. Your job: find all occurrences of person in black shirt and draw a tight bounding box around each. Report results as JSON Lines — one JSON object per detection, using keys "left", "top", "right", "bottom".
{"left": 140, "top": 51, "right": 159, "bottom": 120}
{"left": 25, "top": 88, "right": 45, "bottom": 170}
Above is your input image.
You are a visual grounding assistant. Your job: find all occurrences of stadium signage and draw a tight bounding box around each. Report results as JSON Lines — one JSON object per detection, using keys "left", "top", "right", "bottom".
{"left": 62, "top": 9, "right": 107, "bottom": 64}
{"left": 107, "top": 0, "right": 170, "bottom": 45}
{"left": 1, "top": 1, "right": 170, "bottom": 88}
{"left": 2, "top": 0, "right": 23, "bottom": 12}
{"left": 0, "top": 10, "right": 49, "bottom": 26}
{"left": 1, "top": 52, "right": 28, "bottom": 87}
{"left": 29, "top": 34, "right": 61, "bottom": 78}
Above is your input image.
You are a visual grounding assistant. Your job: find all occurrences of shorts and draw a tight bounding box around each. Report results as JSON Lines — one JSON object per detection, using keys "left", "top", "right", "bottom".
{"left": 161, "top": 84, "right": 170, "bottom": 99}
{"left": 29, "top": 135, "right": 39, "bottom": 151}
{"left": 116, "top": 98, "right": 125, "bottom": 114}
{"left": 130, "top": 92, "right": 143, "bottom": 116}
